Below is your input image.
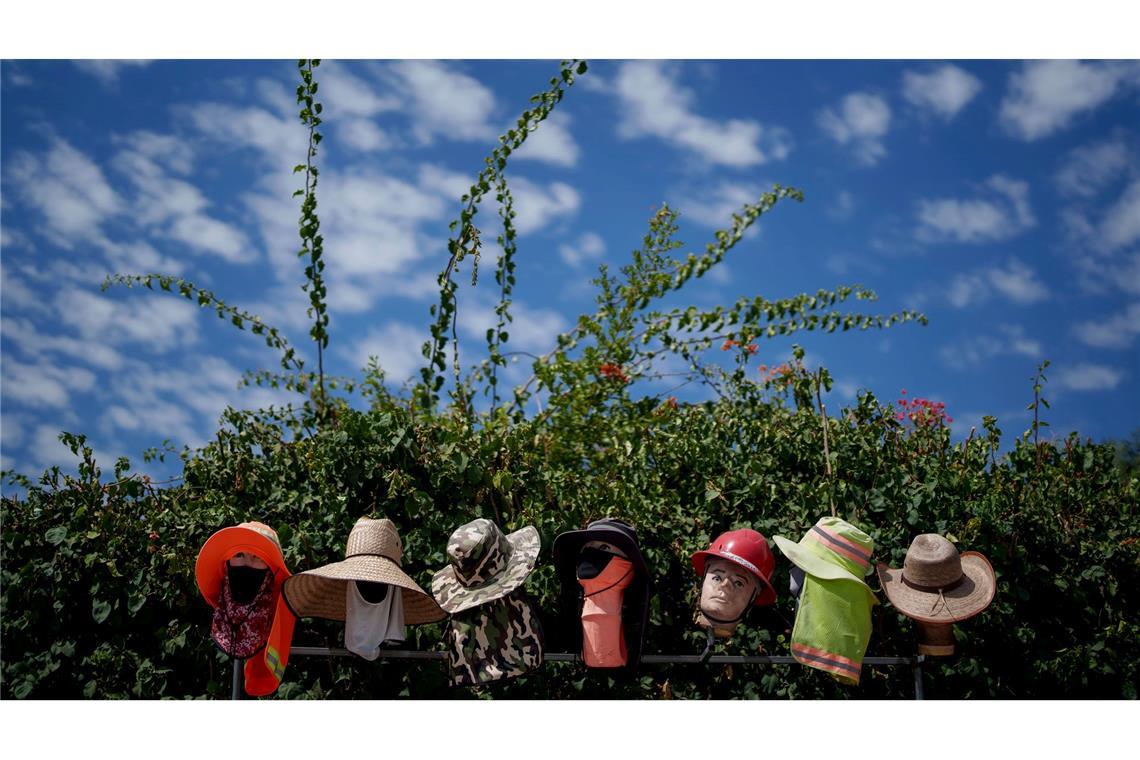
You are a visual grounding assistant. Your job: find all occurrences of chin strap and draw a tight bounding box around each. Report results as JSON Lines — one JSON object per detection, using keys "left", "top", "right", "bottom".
{"left": 582, "top": 566, "right": 633, "bottom": 599}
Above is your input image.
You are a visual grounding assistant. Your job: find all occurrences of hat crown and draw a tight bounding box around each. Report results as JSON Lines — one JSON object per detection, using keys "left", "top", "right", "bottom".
{"left": 345, "top": 518, "right": 403, "bottom": 566}
{"left": 448, "top": 518, "right": 512, "bottom": 587}
{"left": 238, "top": 521, "right": 282, "bottom": 552}
{"left": 902, "top": 534, "right": 962, "bottom": 589}
{"left": 801, "top": 517, "right": 874, "bottom": 577}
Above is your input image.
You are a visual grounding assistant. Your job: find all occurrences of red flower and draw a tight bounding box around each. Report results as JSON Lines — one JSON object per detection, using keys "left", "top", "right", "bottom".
{"left": 746, "top": 343, "right": 759, "bottom": 354}
{"left": 599, "top": 363, "right": 630, "bottom": 383}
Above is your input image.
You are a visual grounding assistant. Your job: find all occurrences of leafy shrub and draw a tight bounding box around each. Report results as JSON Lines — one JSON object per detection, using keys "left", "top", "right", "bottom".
{"left": 3, "top": 60, "right": 1136, "bottom": 700}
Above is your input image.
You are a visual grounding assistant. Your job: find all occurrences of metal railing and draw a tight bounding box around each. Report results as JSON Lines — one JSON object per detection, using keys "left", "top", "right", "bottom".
{"left": 231, "top": 628, "right": 926, "bottom": 699}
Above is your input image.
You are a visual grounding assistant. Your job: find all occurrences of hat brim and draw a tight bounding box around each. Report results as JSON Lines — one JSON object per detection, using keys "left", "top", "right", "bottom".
{"left": 196, "top": 525, "right": 290, "bottom": 607}
{"left": 691, "top": 549, "right": 777, "bottom": 607}
{"left": 552, "top": 524, "right": 649, "bottom": 580}
{"left": 876, "top": 551, "right": 996, "bottom": 623}
{"left": 283, "top": 555, "right": 446, "bottom": 624}
{"left": 774, "top": 535, "right": 877, "bottom": 605}
{"left": 432, "top": 526, "right": 540, "bottom": 614}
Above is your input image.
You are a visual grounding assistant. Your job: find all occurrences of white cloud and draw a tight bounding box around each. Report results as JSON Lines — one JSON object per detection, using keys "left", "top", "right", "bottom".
{"left": 6, "top": 138, "right": 123, "bottom": 248}
{"left": 513, "top": 111, "right": 580, "bottom": 168}
{"left": 902, "top": 65, "right": 983, "bottom": 119}
{"left": 986, "top": 259, "right": 1050, "bottom": 304}
{"left": 1099, "top": 179, "right": 1140, "bottom": 251}
{"left": 338, "top": 119, "right": 392, "bottom": 152}
{"left": 416, "top": 164, "right": 472, "bottom": 202}
{"left": 827, "top": 190, "right": 855, "bottom": 221}
{"left": 1, "top": 358, "right": 96, "bottom": 409}
{"left": 346, "top": 322, "right": 428, "bottom": 384}
{"left": 168, "top": 213, "right": 251, "bottom": 263}
{"left": 818, "top": 92, "right": 891, "bottom": 165}
{"left": 53, "top": 287, "right": 200, "bottom": 350}
{"left": 945, "top": 259, "right": 1049, "bottom": 308}
{"left": 673, "top": 181, "right": 768, "bottom": 230}
{"left": 72, "top": 60, "right": 151, "bottom": 86}
{"left": 184, "top": 102, "right": 303, "bottom": 163}
{"left": 387, "top": 60, "right": 497, "bottom": 143}
{"left": 939, "top": 324, "right": 1043, "bottom": 368}
{"left": 508, "top": 177, "right": 581, "bottom": 235}
{"left": 458, "top": 297, "right": 567, "bottom": 354}
{"left": 1000, "top": 61, "right": 1136, "bottom": 141}
{"left": 93, "top": 356, "right": 291, "bottom": 448}
{"left": 1072, "top": 303, "right": 1140, "bottom": 349}
{"left": 916, "top": 174, "right": 1036, "bottom": 243}
{"left": 1054, "top": 363, "right": 1125, "bottom": 391}
{"left": 319, "top": 61, "right": 400, "bottom": 119}
{"left": 558, "top": 231, "right": 606, "bottom": 267}
{"left": 1, "top": 317, "right": 125, "bottom": 370}
{"left": 1055, "top": 136, "right": 1133, "bottom": 198}
{"left": 613, "top": 61, "right": 791, "bottom": 167}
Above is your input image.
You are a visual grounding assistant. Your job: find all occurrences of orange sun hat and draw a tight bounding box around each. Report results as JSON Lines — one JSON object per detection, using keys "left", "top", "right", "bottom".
{"left": 195, "top": 521, "right": 291, "bottom": 605}
{"left": 194, "top": 521, "right": 295, "bottom": 697}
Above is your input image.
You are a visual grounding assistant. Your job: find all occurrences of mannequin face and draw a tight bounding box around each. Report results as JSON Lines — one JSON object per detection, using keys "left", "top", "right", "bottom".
{"left": 578, "top": 539, "right": 629, "bottom": 580}
{"left": 700, "top": 557, "right": 758, "bottom": 622}
{"left": 583, "top": 539, "right": 628, "bottom": 558}
{"left": 228, "top": 551, "right": 268, "bottom": 570}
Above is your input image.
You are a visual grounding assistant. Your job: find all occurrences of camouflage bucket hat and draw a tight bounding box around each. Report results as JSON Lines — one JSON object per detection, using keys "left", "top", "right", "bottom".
{"left": 447, "top": 589, "right": 545, "bottom": 687}
{"left": 432, "top": 519, "right": 540, "bottom": 614}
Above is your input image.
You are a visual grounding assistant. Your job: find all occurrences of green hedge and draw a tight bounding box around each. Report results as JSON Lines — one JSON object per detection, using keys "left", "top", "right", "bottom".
{"left": 3, "top": 386, "right": 1137, "bottom": 699}
{"left": 4, "top": 59, "right": 1136, "bottom": 700}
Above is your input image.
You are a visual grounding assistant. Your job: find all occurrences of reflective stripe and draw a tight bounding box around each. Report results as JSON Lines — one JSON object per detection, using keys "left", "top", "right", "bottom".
{"left": 266, "top": 645, "right": 285, "bottom": 679}
{"left": 810, "top": 526, "right": 870, "bottom": 569}
{"left": 717, "top": 551, "right": 760, "bottom": 576}
{"left": 791, "top": 642, "right": 862, "bottom": 677}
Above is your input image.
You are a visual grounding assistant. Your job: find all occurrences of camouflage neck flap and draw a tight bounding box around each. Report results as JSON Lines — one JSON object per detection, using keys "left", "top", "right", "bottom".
{"left": 447, "top": 589, "right": 545, "bottom": 687}
{"left": 449, "top": 519, "right": 514, "bottom": 588}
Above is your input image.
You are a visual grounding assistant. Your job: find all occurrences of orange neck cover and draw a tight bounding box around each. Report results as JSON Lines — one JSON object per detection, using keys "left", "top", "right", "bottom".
{"left": 578, "top": 556, "right": 634, "bottom": 668}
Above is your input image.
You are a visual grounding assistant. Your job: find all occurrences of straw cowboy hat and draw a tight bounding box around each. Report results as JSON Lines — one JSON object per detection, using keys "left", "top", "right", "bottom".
{"left": 283, "top": 517, "right": 446, "bottom": 625}
{"left": 876, "top": 534, "right": 996, "bottom": 624}
{"left": 774, "top": 516, "right": 877, "bottom": 602}
{"left": 432, "top": 518, "right": 540, "bottom": 614}
{"left": 195, "top": 521, "right": 290, "bottom": 605}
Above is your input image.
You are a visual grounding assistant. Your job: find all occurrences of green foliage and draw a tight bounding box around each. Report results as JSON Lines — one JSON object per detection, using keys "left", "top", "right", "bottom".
{"left": 295, "top": 59, "right": 329, "bottom": 414}
{"left": 3, "top": 380, "right": 1137, "bottom": 699}
{"left": 5, "top": 59, "right": 1136, "bottom": 701}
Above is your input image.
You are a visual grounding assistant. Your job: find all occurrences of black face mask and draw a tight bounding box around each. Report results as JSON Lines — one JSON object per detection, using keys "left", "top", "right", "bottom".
{"left": 356, "top": 580, "right": 390, "bottom": 604}
{"left": 228, "top": 565, "right": 269, "bottom": 604}
{"left": 576, "top": 547, "right": 615, "bottom": 580}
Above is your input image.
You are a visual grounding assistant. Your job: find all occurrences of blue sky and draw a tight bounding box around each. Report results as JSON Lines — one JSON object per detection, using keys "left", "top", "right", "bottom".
{"left": 2, "top": 58, "right": 1139, "bottom": 483}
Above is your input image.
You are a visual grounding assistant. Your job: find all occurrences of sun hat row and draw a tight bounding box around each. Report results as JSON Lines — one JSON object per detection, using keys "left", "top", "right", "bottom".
{"left": 195, "top": 513, "right": 995, "bottom": 694}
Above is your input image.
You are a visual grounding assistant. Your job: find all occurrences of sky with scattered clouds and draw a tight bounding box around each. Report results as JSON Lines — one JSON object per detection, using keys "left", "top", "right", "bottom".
{"left": 2, "top": 59, "right": 1139, "bottom": 484}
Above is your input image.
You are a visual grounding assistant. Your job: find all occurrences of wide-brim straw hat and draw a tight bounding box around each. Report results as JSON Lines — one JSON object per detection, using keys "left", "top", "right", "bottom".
{"left": 876, "top": 534, "right": 995, "bottom": 624}
{"left": 196, "top": 521, "right": 290, "bottom": 606}
{"left": 432, "top": 518, "right": 540, "bottom": 614}
{"left": 774, "top": 516, "right": 877, "bottom": 604}
{"left": 283, "top": 517, "right": 445, "bottom": 625}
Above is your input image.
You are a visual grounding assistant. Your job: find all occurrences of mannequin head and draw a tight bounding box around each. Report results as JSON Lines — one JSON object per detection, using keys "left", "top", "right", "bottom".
{"left": 577, "top": 539, "right": 629, "bottom": 580}
{"left": 228, "top": 551, "right": 269, "bottom": 570}
{"left": 698, "top": 557, "right": 758, "bottom": 633}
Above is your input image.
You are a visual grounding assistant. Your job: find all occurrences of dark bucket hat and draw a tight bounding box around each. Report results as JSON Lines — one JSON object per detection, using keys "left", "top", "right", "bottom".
{"left": 552, "top": 518, "right": 649, "bottom": 580}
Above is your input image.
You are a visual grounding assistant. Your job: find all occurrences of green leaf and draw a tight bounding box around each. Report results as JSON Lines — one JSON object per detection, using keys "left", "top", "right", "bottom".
{"left": 92, "top": 599, "right": 112, "bottom": 624}
{"left": 45, "top": 526, "right": 68, "bottom": 546}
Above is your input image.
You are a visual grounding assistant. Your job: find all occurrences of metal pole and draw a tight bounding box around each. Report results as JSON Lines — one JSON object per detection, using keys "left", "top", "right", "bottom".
{"left": 912, "top": 655, "right": 925, "bottom": 700}
{"left": 289, "top": 646, "right": 914, "bottom": 666}
{"left": 231, "top": 658, "right": 242, "bottom": 700}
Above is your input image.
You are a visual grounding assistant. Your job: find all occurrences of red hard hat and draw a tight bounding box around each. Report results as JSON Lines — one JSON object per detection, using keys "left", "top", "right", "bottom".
{"left": 691, "top": 528, "right": 777, "bottom": 606}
